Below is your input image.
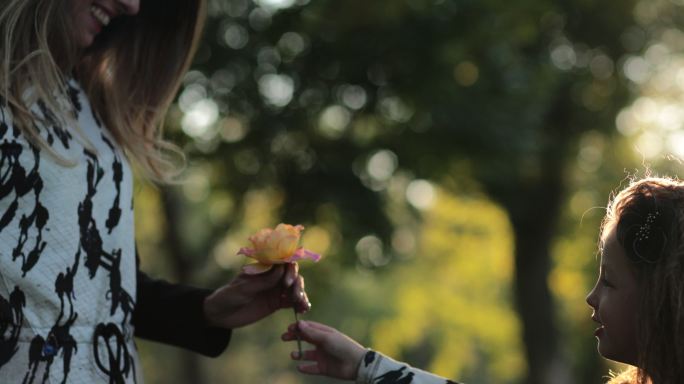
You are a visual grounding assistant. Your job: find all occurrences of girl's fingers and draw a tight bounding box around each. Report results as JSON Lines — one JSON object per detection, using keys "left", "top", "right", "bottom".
{"left": 282, "top": 322, "right": 326, "bottom": 344}
{"left": 297, "top": 363, "right": 322, "bottom": 375}
{"left": 291, "top": 349, "right": 318, "bottom": 361}
{"left": 286, "top": 321, "right": 333, "bottom": 335}
{"left": 301, "top": 320, "right": 335, "bottom": 332}
{"left": 297, "top": 321, "right": 332, "bottom": 344}
{"left": 281, "top": 328, "right": 308, "bottom": 341}
{"left": 282, "top": 330, "right": 314, "bottom": 344}
{"left": 283, "top": 321, "right": 337, "bottom": 346}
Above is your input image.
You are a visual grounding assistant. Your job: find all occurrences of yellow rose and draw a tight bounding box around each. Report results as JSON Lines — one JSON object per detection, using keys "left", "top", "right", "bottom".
{"left": 237, "top": 224, "right": 321, "bottom": 274}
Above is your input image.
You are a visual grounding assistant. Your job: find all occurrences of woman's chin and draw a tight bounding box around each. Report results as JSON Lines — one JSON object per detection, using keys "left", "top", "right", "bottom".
{"left": 598, "top": 343, "right": 637, "bottom": 366}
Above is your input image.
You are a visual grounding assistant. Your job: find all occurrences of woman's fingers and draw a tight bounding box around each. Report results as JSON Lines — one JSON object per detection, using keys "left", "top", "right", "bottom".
{"left": 277, "top": 276, "right": 310, "bottom": 311}
{"left": 283, "top": 262, "right": 299, "bottom": 287}
{"left": 275, "top": 263, "right": 310, "bottom": 312}
{"left": 292, "top": 276, "right": 311, "bottom": 312}
{"left": 237, "top": 264, "right": 285, "bottom": 295}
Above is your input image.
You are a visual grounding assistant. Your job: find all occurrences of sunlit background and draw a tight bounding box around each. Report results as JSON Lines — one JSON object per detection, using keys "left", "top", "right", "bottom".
{"left": 134, "top": 0, "right": 684, "bottom": 383}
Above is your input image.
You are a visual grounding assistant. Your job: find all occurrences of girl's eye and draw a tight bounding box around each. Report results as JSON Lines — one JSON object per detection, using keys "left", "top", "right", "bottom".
{"left": 601, "top": 277, "right": 613, "bottom": 288}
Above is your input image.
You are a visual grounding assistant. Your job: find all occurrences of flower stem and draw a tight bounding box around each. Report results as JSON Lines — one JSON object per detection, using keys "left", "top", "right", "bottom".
{"left": 294, "top": 307, "right": 303, "bottom": 358}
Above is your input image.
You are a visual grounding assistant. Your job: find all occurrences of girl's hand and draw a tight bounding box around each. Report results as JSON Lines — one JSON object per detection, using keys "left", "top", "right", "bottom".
{"left": 203, "top": 263, "right": 310, "bottom": 329}
{"left": 282, "top": 320, "right": 367, "bottom": 380}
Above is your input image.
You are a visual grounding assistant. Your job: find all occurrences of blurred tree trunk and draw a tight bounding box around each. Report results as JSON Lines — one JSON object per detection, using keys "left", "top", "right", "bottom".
{"left": 507, "top": 171, "right": 566, "bottom": 384}
{"left": 159, "top": 186, "right": 205, "bottom": 384}
{"left": 493, "top": 153, "right": 571, "bottom": 384}
{"left": 488, "top": 85, "right": 578, "bottom": 384}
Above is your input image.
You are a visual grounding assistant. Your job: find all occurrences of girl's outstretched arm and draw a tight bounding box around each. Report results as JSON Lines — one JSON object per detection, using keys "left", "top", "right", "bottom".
{"left": 282, "top": 320, "right": 366, "bottom": 380}
{"left": 282, "top": 320, "right": 462, "bottom": 384}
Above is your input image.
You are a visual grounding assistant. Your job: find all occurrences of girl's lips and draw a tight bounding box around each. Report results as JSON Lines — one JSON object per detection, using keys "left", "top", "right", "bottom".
{"left": 594, "top": 326, "right": 604, "bottom": 337}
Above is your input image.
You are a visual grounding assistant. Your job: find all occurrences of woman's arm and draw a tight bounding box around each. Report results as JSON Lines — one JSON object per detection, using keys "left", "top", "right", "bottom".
{"left": 133, "top": 270, "right": 231, "bottom": 357}
{"left": 133, "top": 250, "right": 310, "bottom": 357}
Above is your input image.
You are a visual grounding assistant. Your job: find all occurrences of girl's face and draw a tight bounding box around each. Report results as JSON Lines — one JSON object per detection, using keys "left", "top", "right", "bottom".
{"left": 71, "top": 0, "right": 140, "bottom": 48}
{"left": 586, "top": 225, "right": 640, "bottom": 365}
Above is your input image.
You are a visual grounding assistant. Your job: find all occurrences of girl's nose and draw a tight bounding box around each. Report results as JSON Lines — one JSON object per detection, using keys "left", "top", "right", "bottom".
{"left": 116, "top": 0, "right": 140, "bottom": 15}
{"left": 585, "top": 285, "right": 598, "bottom": 308}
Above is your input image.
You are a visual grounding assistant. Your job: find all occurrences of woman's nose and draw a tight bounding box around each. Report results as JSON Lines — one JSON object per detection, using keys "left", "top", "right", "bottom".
{"left": 116, "top": 0, "right": 140, "bottom": 15}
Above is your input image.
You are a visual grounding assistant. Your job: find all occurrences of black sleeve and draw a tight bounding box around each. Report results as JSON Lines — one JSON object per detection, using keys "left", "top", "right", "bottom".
{"left": 132, "top": 255, "right": 231, "bottom": 357}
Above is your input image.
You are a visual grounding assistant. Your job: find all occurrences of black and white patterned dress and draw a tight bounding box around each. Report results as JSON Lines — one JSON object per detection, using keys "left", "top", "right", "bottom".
{"left": 0, "top": 79, "right": 142, "bottom": 383}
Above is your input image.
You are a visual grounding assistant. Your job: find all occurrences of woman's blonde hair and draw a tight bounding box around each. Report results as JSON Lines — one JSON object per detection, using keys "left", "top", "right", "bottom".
{"left": 602, "top": 177, "right": 684, "bottom": 384}
{"left": 0, "top": 0, "right": 207, "bottom": 182}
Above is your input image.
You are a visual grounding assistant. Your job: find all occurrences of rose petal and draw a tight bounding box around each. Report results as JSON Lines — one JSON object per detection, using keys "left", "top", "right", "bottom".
{"left": 275, "top": 223, "right": 304, "bottom": 234}
{"left": 275, "top": 234, "right": 299, "bottom": 260}
{"left": 241, "top": 263, "right": 274, "bottom": 275}
{"left": 287, "top": 248, "right": 321, "bottom": 263}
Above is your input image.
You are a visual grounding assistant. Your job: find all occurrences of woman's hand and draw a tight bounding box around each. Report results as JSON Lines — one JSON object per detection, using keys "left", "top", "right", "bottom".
{"left": 203, "top": 263, "right": 309, "bottom": 329}
{"left": 282, "top": 320, "right": 367, "bottom": 380}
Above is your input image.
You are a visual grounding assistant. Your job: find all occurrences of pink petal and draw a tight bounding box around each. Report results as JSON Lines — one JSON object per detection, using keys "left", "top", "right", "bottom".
{"left": 287, "top": 248, "right": 321, "bottom": 263}
{"left": 241, "top": 263, "right": 274, "bottom": 275}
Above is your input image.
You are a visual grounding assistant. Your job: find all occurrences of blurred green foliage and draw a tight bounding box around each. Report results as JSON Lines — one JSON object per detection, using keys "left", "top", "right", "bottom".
{"left": 134, "top": 0, "right": 684, "bottom": 383}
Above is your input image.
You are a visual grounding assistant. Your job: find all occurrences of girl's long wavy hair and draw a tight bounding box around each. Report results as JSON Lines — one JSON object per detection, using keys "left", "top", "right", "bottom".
{"left": 602, "top": 177, "right": 684, "bottom": 384}
{"left": 0, "top": 0, "right": 206, "bottom": 182}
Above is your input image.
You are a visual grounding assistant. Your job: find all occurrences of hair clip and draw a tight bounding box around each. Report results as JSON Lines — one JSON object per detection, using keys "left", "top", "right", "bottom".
{"left": 632, "top": 210, "right": 664, "bottom": 264}
{"left": 635, "top": 211, "right": 659, "bottom": 241}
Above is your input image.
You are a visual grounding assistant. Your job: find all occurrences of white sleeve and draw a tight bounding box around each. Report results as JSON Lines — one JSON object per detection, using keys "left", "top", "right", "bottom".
{"left": 356, "top": 350, "right": 462, "bottom": 384}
